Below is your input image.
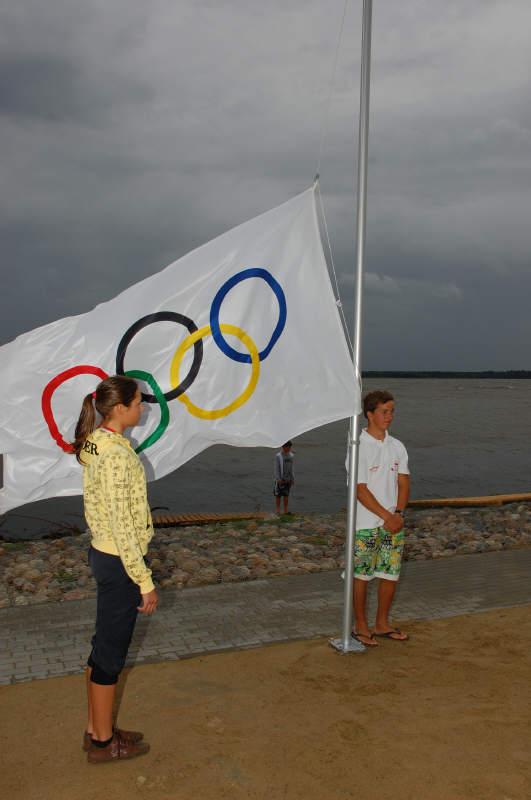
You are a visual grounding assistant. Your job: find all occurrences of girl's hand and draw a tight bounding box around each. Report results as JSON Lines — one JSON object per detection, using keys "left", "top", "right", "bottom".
{"left": 138, "top": 588, "right": 158, "bottom": 615}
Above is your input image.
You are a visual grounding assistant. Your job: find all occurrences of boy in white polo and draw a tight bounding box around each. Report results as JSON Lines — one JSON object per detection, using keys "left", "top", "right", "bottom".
{"left": 353, "top": 390, "right": 410, "bottom": 646}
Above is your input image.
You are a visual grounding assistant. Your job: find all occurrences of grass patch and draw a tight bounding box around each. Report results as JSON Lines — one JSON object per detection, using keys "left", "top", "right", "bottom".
{"left": 2, "top": 542, "right": 28, "bottom": 551}
{"left": 54, "top": 570, "right": 77, "bottom": 584}
{"left": 230, "top": 520, "right": 251, "bottom": 530}
{"left": 305, "top": 536, "right": 329, "bottom": 545}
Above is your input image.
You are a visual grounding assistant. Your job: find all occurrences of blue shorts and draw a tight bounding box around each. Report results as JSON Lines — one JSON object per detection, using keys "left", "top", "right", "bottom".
{"left": 273, "top": 480, "right": 292, "bottom": 497}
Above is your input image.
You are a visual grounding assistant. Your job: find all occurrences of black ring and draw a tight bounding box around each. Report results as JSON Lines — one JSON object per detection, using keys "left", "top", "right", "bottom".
{"left": 115, "top": 312, "right": 203, "bottom": 403}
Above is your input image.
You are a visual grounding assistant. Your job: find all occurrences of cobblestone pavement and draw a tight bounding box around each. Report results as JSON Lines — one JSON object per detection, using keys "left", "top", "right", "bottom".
{"left": 1, "top": 548, "right": 530, "bottom": 685}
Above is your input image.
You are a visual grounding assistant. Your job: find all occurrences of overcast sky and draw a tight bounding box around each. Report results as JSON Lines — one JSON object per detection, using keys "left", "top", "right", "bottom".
{"left": 1, "top": 0, "right": 530, "bottom": 370}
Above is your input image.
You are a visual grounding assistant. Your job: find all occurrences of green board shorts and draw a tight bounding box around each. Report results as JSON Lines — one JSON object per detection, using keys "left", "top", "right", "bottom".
{"left": 353, "top": 526, "right": 405, "bottom": 582}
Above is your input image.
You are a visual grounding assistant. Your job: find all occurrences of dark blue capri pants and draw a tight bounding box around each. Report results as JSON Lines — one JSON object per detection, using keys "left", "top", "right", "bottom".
{"left": 87, "top": 546, "right": 141, "bottom": 685}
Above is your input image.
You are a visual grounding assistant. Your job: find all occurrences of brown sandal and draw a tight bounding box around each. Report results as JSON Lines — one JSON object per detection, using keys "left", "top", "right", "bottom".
{"left": 352, "top": 631, "right": 379, "bottom": 647}
{"left": 373, "top": 628, "right": 409, "bottom": 641}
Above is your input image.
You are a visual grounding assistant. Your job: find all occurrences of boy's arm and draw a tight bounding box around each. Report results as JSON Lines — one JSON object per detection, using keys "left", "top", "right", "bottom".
{"left": 357, "top": 484, "right": 402, "bottom": 533}
{"left": 396, "top": 473, "right": 410, "bottom": 512}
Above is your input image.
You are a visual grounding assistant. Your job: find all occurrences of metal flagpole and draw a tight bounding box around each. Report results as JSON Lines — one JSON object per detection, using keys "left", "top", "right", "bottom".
{"left": 330, "top": 0, "right": 373, "bottom": 654}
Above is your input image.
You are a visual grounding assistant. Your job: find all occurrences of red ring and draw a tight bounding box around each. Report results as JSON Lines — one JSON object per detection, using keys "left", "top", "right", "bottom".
{"left": 41, "top": 365, "right": 109, "bottom": 452}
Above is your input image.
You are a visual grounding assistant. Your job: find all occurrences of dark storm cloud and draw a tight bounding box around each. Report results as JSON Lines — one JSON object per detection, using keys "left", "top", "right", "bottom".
{"left": 0, "top": 54, "right": 151, "bottom": 122}
{"left": 1, "top": 0, "right": 531, "bottom": 370}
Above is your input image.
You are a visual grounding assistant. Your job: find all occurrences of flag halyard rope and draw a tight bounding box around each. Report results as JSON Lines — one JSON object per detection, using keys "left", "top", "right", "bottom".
{"left": 315, "top": 177, "right": 354, "bottom": 356}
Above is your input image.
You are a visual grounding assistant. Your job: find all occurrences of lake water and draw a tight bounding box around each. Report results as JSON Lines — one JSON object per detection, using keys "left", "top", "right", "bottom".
{"left": 2, "top": 378, "right": 530, "bottom": 540}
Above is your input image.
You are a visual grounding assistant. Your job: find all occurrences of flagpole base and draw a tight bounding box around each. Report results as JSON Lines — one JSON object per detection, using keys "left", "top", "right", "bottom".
{"left": 328, "top": 636, "right": 366, "bottom": 654}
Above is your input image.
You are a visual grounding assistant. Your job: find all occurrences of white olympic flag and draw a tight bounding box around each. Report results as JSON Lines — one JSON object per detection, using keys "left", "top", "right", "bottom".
{"left": 0, "top": 186, "right": 360, "bottom": 513}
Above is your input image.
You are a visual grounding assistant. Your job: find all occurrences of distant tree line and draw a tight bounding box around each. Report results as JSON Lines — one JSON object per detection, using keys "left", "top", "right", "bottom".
{"left": 362, "top": 371, "right": 531, "bottom": 379}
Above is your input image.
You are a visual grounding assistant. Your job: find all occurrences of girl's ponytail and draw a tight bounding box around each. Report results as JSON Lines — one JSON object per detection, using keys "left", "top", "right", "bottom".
{"left": 72, "top": 394, "right": 97, "bottom": 464}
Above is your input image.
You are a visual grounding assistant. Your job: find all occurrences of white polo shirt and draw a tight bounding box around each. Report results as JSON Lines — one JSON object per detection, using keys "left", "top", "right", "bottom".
{"left": 356, "top": 429, "right": 409, "bottom": 531}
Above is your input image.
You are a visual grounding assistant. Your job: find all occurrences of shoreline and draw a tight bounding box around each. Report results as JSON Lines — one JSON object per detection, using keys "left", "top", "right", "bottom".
{"left": 1, "top": 501, "right": 531, "bottom": 609}
{"left": 4, "top": 491, "right": 531, "bottom": 545}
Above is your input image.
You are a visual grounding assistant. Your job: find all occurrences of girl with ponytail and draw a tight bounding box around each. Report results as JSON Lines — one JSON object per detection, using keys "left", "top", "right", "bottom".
{"left": 72, "top": 375, "right": 158, "bottom": 764}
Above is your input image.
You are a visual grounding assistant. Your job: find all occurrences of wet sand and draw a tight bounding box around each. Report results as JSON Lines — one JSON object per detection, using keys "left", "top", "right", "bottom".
{"left": 1, "top": 605, "right": 530, "bottom": 800}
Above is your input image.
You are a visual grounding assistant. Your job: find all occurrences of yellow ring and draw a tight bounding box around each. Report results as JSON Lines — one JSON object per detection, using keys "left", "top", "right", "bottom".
{"left": 169, "top": 323, "right": 260, "bottom": 420}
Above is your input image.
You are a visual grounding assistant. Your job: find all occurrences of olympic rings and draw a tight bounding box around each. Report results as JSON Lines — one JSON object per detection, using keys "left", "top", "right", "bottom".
{"left": 169, "top": 324, "right": 260, "bottom": 420}
{"left": 124, "top": 369, "right": 169, "bottom": 454}
{"left": 42, "top": 268, "right": 287, "bottom": 454}
{"left": 116, "top": 312, "right": 203, "bottom": 403}
{"left": 42, "top": 365, "right": 109, "bottom": 453}
{"left": 210, "top": 268, "right": 287, "bottom": 364}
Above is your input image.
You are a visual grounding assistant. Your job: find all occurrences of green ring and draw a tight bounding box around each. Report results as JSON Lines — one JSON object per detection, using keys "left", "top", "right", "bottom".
{"left": 125, "top": 369, "right": 170, "bottom": 454}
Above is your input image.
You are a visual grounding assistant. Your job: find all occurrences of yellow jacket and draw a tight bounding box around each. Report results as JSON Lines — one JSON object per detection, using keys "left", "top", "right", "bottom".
{"left": 80, "top": 428, "right": 154, "bottom": 593}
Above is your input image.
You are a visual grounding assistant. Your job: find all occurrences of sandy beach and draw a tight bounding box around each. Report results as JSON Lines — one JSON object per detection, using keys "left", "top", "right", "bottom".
{"left": 1, "top": 604, "right": 530, "bottom": 800}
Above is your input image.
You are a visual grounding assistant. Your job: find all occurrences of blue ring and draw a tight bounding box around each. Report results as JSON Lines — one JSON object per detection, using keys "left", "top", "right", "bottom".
{"left": 209, "top": 268, "right": 287, "bottom": 363}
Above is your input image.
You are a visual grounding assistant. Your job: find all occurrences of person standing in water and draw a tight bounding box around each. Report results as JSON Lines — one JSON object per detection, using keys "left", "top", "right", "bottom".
{"left": 72, "top": 375, "right": 158, "bottom": 763}
{"left": 273, "top": 440, "right": 295, "bottom": 514}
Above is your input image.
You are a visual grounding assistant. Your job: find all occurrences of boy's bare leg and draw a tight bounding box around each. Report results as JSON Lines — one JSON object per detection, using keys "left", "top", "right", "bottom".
{"left": 373, "top": 579, "right": 407, "bottom": 639}
{"left": 283, "top": 496, "right": 289, "bottom": 513}
{"left": 353, "top": 578, "right": 378, "bottom": 646}
{"left": 275, "top": 496, "right": 281, "bottom": 513}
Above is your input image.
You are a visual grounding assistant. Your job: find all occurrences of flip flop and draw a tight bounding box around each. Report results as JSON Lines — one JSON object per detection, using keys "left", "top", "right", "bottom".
{"left": 352, "top": 631, "right": 378, "bottom": 647}
{"left": 373, "top": 628, "right": 409, "bottom": 642}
